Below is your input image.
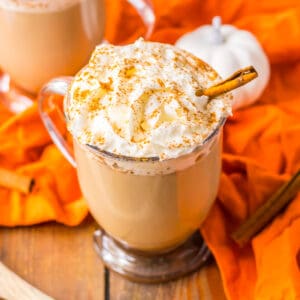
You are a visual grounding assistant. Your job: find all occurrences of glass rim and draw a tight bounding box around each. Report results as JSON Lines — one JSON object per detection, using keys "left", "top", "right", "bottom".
{"left": 83, "top": 117, "right": 226, "bottom": 163}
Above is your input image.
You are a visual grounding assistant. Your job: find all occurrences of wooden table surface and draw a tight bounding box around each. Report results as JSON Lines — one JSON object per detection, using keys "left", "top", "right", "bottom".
{"left": 0, "top": 216, "right": 227, "bottom": 300}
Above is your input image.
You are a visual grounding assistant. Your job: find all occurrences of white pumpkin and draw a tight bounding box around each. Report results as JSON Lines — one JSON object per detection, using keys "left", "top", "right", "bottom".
{"left": 175, "top": 16, "right": 270, "bottom": 110}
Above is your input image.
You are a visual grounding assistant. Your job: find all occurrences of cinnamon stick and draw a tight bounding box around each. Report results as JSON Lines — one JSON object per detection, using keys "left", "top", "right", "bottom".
{"left": 0, "top": 167, "right": 35, "bottom": 194}
{"left": 231, "top": 169, "right": 300, "bottom": 246}
{"left": 196, "top": 66, "right": 258, "bottom": 99}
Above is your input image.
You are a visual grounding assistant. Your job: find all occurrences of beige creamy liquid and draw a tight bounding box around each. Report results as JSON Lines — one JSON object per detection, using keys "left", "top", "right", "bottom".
{"left": 0, "top": 0, "right": 105, "bottom": 93}
{"left": 74, "top": 135, "right": 222, "bottom": 252}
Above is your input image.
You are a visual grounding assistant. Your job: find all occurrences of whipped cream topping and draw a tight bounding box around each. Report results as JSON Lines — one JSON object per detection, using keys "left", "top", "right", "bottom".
{"left": 66, "top": 39, "right": 232, "bottom": 160}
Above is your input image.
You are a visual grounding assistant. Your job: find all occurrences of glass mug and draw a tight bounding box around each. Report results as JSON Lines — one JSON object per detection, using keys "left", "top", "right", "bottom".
{"left": 0, "top": 0, "right": 154, "bottom": 95}
{"left": 38, "top": 75, "right": 225, "bottom": 282}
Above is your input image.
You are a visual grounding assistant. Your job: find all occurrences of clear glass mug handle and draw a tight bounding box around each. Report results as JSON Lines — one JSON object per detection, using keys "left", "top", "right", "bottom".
{"left": 38, "top": 77, "right": 77, "bottom": 168}
{"left": 127, "top": 0, "right": 155, "bottom": 39}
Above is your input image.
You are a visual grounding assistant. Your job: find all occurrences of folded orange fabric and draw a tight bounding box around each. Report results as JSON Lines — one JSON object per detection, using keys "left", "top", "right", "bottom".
{"left": 0, "top": 102, "right": 88, "bottom": 226}
{"left": 1, "top": 0, "right": 300, "bottom": 299}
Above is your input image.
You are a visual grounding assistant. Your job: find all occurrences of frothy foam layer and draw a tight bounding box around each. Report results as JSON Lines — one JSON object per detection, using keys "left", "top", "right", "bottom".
{"left": 0, "top": 0, "right": 80, "bottom": 11}
{"left": 66, "top": 39, "right": 232, "bottom": 160}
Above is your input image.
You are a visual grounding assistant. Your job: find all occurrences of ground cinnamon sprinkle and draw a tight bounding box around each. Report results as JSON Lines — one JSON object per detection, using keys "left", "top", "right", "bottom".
{"left": 66, "top": 39, "right": 232, "bottom": 159}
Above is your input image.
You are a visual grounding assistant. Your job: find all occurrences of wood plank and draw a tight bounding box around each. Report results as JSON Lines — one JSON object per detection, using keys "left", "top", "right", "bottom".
{"left": 0, "top": 218, "right": 227, "bottom": 300}
{"left": 109, "top": 259, "right": 227, "bottom": 300}
{"left": 0, "top": 217, "right": 105, "bottom": 300}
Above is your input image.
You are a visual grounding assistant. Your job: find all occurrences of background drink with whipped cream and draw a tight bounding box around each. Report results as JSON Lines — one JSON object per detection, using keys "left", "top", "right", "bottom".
{"left": 0, "top": 0, "right": 105, "bottom": 94}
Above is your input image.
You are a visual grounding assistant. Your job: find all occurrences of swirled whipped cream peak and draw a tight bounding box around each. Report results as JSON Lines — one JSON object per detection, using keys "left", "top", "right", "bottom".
{"left": 66, "top": 39, "right": 232, "bottom": 160}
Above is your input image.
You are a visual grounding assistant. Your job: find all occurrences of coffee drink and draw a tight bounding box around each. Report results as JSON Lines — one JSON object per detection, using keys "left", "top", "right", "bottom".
{"left": 74, "top": 137, "right": 222, "bottom": 252}
{"left": 65, "top": 39, "right": 232, "bottom": 252}
{"left": 0, "top": 0, "right": 105, "bottom": 93}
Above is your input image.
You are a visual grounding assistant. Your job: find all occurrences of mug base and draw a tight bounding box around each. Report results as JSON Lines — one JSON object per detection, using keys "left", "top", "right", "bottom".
{"left": 93, "top": 228, "right": 211, "bottom": 283}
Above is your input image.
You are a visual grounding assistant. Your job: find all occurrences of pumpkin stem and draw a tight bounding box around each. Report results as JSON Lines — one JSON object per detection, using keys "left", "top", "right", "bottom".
{"left": 211, "top": 16, "right": 223, "bottom": 44}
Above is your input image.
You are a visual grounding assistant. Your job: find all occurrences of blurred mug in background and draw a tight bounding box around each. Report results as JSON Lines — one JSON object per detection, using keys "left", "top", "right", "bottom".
{"left": 0, "top": 0, "right": 154, "bottom": 96}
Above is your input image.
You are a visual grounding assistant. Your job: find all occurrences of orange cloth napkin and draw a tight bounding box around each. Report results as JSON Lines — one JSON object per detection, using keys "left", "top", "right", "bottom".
{"left": 1, "top": 0, "right": 300, "bottom": 299}
{"left": 0, "top": 102, "right": 88, "bottom": 226}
